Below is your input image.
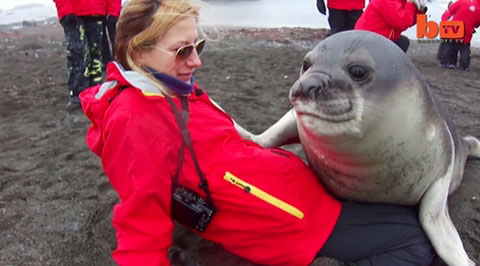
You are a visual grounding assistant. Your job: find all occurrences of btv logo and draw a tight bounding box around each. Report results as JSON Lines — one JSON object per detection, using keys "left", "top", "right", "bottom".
{"left": 416, "top": 14, "right": 465, "bottom": 38}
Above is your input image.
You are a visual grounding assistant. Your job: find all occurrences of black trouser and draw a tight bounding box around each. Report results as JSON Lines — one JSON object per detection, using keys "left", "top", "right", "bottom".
{"left": 440, "top": 41, "right": 471, "bottom": 69}
{"left": 61, "top": 16, "right": 104, "bottom": 98}
{"left": 393, "top": 35, "right": 410, "bottom": 53}
{"left": 317, "top": 201, "right": 436, "bottom": 266}
{"left": 437, "top": 39, "right": 449, "bottom": 62}
{"left": 327, "top": 9, "right": 363, "bottom": 36}
{"left": 102, "top": 16, "right": 118, "bottom": 69}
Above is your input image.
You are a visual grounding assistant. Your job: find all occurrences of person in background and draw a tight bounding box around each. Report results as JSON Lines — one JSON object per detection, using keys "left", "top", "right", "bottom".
{"left": 317, "top": 0, "right": 366, "bottom": 36}
{"left": 354, "top": 0, "right": 427, "bottom": 52}
{"left": 102, "top": 0, "right": 122, "bottom": 69}
{"left": 80, "top": 0, "right": 436, "bottom": 265}
{"left": 437, "top": 1, "right": 454, "bottom": 66}
{"left": 439, "top": 0, "right": 480, "bottom": 70}
{"left": 53, "top": 0, "right": 108, "bottom": 109}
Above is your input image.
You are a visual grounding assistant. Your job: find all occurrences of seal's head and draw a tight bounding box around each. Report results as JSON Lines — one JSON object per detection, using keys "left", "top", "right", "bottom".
{"left": 290, "top": 30, "right": 423, "bottom": 138}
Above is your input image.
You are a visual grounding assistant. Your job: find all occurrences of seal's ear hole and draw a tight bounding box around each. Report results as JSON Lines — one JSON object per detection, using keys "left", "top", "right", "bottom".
{"left": 301, "top": 59, "right": 312, "bottom": 74}
{"left": 348, "top": 65, "right": 368, "bottom": 81}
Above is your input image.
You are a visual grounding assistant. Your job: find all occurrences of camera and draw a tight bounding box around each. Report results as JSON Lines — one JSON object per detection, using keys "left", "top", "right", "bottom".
{"left": 171, "top": 186, "right": 216, "bottom": 232}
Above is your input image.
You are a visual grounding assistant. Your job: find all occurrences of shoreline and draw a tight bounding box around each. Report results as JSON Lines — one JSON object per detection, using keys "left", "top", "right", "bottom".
{"left": 1, "top": 17, "right": 480, "bottom": 50}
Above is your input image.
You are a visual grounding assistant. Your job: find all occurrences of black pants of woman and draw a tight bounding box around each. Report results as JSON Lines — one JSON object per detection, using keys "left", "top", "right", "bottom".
{"left": 317, "top": 201, "right": 436, "bottom": 266}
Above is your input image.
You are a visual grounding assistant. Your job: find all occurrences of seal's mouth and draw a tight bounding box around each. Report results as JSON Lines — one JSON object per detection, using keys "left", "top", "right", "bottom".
{"left": 292, "top": 87, "right": 356, "bottom": 123}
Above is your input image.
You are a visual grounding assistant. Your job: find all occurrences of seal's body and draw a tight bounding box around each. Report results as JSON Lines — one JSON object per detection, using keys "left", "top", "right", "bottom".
{"left": 255, "top": 30, "right": 478, "bottom": 266}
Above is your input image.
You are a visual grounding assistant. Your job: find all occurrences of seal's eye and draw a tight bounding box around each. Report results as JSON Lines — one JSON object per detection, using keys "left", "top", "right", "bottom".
{"left": 301, "top": 59, "right": 312, "bottom": 74}
{"left": 348, "top": 65, "right": 368, "bottom": 81}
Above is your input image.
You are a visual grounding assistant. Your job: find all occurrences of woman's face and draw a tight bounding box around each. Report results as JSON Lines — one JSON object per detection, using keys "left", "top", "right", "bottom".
{"left": 136, "top": 16, "right": 202, "bottom": 83}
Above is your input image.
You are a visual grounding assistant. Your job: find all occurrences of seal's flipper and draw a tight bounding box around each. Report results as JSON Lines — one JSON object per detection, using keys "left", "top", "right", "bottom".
{"left": 464, "top": 135, "right": 480, "bottom": 159}
{"left": 419, "top": 172, "right": 475, "bottom": 266}
{"left": 255, "top": 109, "right": 299, "bottom": 148}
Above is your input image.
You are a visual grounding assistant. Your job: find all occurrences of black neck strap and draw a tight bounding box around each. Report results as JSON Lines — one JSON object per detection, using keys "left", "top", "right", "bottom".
{"left": 165, "top": 96, "right": 213, "bottom": 203}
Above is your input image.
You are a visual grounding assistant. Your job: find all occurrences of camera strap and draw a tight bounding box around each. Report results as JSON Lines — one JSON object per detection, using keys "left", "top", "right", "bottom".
{"left": 165, "top": 95, "right": 214, "bottom": 203}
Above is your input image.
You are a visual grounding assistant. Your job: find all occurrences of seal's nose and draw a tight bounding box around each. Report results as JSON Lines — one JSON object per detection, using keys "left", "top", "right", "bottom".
{"left": 291, "top": 73, "right": 331, "bottom": 101}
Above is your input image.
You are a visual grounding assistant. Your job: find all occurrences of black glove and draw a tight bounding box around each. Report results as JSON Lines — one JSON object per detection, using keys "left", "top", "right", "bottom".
{"left": 408, "top": 0, "right": 427, "bottom": 13}
{"left": 316, "top": 0, "right": 327, "bottom": 15}
{"left": 60, "top": 13, "right": 77, "bottom": 25}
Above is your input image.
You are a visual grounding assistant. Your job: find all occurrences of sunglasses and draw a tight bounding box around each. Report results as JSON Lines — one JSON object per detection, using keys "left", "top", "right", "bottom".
{"left": 151, "top": 39, "right": 206, "bottom": 61}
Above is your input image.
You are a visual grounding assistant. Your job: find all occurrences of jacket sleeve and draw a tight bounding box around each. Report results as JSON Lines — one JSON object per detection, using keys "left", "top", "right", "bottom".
{"left": 53, "top": 0, "right": 74, "bottom": 20}
{"left": 106, "top": 0, "right": 122, "bottom": 17}
{"left": 101, "top": 107, "right": 175, "bottom": 266}
{"left": 475, "top": 6, "right": 480, "bottom": 28}
{"left": 441, "top": 9, "right": 452, "bottom": 21}
{"left": 442, "top": 1, "right": 460, "bottom": 21}
{"left": 379, "top": 0, "right": 420, "bottom": 31}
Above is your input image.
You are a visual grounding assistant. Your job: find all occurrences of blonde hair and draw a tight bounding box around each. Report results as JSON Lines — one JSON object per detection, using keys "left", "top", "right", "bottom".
{"left": 115, "top": 0, "right": 200, "bottom": 95}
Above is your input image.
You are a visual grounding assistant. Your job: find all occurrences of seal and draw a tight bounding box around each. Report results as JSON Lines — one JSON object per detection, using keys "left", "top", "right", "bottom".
{"left": 253, "top": 30, "right": 479, "bottom": 266}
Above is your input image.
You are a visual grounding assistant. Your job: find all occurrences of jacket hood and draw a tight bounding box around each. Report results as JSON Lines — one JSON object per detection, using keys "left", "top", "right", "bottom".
{"left": 79, "top": 62, "right": 166, "bottom": 157}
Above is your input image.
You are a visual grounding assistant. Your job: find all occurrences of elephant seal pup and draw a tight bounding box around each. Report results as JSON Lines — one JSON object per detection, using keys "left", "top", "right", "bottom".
{"left": 254, "top": 30, "right": 479, "bottom": 266}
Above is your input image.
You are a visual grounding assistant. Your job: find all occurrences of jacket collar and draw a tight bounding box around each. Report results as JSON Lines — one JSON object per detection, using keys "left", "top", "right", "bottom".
{"left": 96, "top": 62, "right": 165, "bottom": 99}
{"left": 144, "top": 67, "right": 194, "bottom": 95}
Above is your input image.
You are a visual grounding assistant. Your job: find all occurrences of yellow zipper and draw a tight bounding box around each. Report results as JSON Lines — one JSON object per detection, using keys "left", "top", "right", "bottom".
{"left": 224, "top": 172, "right": 304, "bottom": 219}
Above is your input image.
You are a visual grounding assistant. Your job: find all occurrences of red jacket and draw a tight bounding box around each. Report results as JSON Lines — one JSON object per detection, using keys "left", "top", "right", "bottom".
{"left": 328, "top": 0, "right": 366, "bottom": 10}
{"left": 106, "top": 0, "right": 121, "bottom": 16}
{"left": 53, "top": 0, "right": 121, "bottom": 19}
{"left": 441, "top": 0, "right": 480, "bottom": 43}
{"left": 355, "top": 0, "right": 422, "bottom": 40}
{"left": 80, "top": 62, "right": 341, "bottom": 266}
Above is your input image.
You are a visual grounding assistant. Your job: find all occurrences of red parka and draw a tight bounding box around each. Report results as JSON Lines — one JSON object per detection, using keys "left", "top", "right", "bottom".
{"left": 106, "top": 0, "right": 121, "bottom": 17}
{"left": 441, "top": 0, "right": 480, "bottom": 43}
{"left": 53, "top": 0, "right": 121, "bottom": 20}
{"left": 80, "top": 62, "right": 342, "bottom": 266}
{"left": 355, "top": 0, "right": 422, "bottom": 40}
{"left": 328, "top": 0, "right": 366, "bottom": 11}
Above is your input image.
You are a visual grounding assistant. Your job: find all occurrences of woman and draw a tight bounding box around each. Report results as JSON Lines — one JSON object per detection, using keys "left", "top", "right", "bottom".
{"left": 80, "top": 0, "right": 435, "bottom": 265}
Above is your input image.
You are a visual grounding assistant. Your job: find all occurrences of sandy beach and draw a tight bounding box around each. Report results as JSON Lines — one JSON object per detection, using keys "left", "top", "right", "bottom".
{"left": 0, "top": 22, "right": 479, "bottom": 265}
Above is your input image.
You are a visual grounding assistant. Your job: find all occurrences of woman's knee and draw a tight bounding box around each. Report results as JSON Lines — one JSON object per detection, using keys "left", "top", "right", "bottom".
{"left": 350, "top": 241, "right": 436, "bottom": 266}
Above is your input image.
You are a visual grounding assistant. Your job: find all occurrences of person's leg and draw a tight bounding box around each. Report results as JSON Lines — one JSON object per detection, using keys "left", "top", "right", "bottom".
{"left": 106, "top": 15, "right": 118, "bottom": 47}
{"left": 101, "top": 17, "right": 112, "bottom": 71}
{"left": 440, "top": 41, "right": 453, "bottom": 67}
{"left": 101, "top": 15, "right": 118, "bottom": 69}
{"left": 345, "top": 10, "right": 363, "bottom": 31}
{"left": 317, "top": 201, "right": 436, "bottom": 266}
{"left": 327, "top": 9, "right": 347, "bottom": 36}
{"left": 83, "top": 16, "right": 104, "bottom": 88}
{"left": 60, "top": 16, "right": 89, "bottom": 104}
{"left": 437, "top": 40, "right": 447, "bottom": 64}
{"left": 393, "top": 35, "right": 410, "bottom": 52}
{"left": 448, "top": 42, "right": 459, "bottom": 68}
{"left": 458, "top": 43, "right": 470, "bottom": 70}
{"left": 104, "top": 15, "right": 118, "bottom": 67}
